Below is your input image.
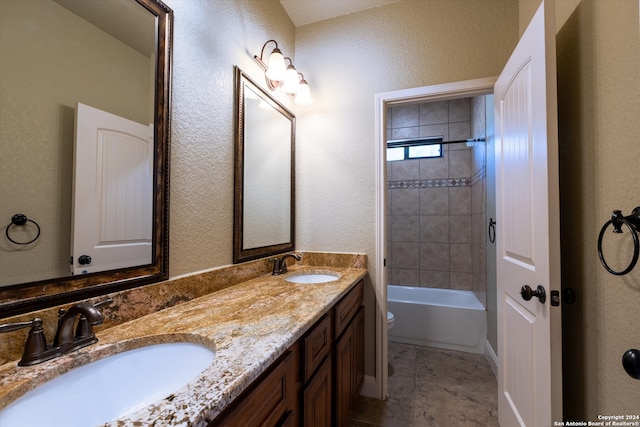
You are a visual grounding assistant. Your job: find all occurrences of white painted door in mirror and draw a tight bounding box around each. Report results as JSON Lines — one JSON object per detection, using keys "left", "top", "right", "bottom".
{"left": 71, "top": 103, "right": 153, "bottom": 275}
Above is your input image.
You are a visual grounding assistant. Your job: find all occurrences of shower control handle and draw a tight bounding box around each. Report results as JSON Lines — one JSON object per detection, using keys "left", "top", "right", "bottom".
{"left": 520, "top": 285, "right": 546, "bottom": 304}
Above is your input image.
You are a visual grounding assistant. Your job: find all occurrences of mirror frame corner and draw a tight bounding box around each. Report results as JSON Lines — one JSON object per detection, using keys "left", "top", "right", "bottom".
{"left": 0, "top": 0, "right": 173, "bottom": 319}
{"left": 233, "top": 66, "right": 295, "bottom": 264}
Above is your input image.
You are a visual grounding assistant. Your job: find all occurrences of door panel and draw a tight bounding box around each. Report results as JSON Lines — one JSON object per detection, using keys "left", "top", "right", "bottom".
{"left": 503, "top": 295, "right": 535, "bottom": 425}
{"left": 495, "top": 1, "right": 562, "bottom": 425}
{"left": 501, "top": 62, "right": 535, "bottom": 268}
{"left": 72, "top": 103, "right": 153, "bottom": 275}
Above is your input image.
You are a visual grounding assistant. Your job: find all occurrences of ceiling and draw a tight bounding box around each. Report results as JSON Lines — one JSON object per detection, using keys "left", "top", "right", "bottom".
{"left": 53, "top": 0, "right": 155, "bottom": 57}
{"left": 279, "top": 0, "right": 401, "bottom": 27}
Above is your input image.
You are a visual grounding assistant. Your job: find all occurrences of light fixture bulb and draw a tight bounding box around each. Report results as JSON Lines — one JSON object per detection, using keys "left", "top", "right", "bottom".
{"left": 295, "top": 77, "right": 313, "bottom": 105}
{"left": 265, "top": 48, "right": 286, "bottom": 81}
{"left": 282, "top": 65, "right": 300, "bottom": 94}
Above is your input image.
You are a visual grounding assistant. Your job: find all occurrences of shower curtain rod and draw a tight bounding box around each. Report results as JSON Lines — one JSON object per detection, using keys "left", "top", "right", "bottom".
{"left": 387, "top": 137, "right": 486, "bottom": 147}
{"left": 442, "top": 137, "right": 486, "bottom": 146}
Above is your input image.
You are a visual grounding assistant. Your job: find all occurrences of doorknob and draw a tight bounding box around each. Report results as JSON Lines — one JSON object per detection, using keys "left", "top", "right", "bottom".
{"left": 520, "top": 285, "right": 546, "bottom": 304}
{"left": 622, "top": 349, "right": 640, "bottom": 379}
{"left": 78, "top": 255, "right": 92, "bottom": 265}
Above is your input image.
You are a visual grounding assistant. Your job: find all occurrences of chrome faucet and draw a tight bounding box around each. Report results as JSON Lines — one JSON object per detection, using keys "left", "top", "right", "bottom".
{"left": 0, "top": 299, "right": 108, "bottom": 366}
{"left": 271, "top": 253, "right": 301, "bottom": 275}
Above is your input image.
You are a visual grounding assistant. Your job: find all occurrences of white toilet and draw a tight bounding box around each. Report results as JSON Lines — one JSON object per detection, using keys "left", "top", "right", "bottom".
{"left": 387, "top": 311, "right": 395, "bottom": 330}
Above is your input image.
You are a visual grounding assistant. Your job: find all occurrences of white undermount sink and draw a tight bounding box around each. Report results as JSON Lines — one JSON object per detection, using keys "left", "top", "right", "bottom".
{"left": 285, "top": 273, "right": 340, "bottom": 284}
{"left": 0, "top": 341, "right": 216, "bottom": 427}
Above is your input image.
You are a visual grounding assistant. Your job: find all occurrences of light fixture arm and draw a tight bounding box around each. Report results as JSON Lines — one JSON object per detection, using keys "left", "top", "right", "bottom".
{"left": 258, "top": 39, "right": 279, "bottom": 62}
{"left": 253, "top": 39, "right": 312, "bottom": 104}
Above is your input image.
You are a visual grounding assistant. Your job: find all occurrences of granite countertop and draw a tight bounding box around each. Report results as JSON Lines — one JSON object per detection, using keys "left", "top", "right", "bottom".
{"left": 0, "top": 265, "right": 367, "bottom": 426}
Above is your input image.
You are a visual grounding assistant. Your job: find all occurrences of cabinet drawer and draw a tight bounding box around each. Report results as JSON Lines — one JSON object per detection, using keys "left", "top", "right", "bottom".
{"left": 302, "top": 313, "right": 332, "bottom": 383}
{"left": 334, "top": 281, "right": 363, "bottom": 338}
{"left": 213, "top": 346, "right": 299, "bottom": 427}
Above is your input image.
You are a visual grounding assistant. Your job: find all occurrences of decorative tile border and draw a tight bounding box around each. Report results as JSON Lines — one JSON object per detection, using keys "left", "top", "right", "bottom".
{"left": 388, "top": 177, "right": 471, "bottom": 189}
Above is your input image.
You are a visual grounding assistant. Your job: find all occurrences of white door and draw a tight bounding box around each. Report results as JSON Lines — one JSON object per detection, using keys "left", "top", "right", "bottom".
{"left": 71, "top": 103, "right": 153, "bottom": 275}
{"left": 495, "top": 1, "right": 562, "bottom": 426}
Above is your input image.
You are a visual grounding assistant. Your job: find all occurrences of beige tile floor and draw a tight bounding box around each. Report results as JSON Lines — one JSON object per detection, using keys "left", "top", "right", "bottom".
{"left": 349, "top": 342, "right": 498, "bottom": 426}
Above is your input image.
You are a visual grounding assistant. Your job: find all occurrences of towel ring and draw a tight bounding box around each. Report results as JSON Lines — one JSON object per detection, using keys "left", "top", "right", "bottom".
{"left": 5, "top": 214, "right": 41, "bottom": 245}
{"left": 488, "top": 218, "right": 496, "bottom": 244}
{"left": 597, "top": 208, "right": 640, "bottom": 276}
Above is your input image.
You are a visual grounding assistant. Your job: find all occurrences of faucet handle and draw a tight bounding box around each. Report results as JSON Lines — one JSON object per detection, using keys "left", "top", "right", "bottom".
{"left": 0, "top": 319, "right": 35, "bottom": 334}
{"left": 20, "top": 318, "right": 52, "bottom": 366}
{"left": 0, "top": 318, "right": 54, "bottom": 366}
{"left": 75, "top": 298, "right": 112, "bottom": 339}
{"left": 271, "top": 258, "right": 282, "bottom": 275}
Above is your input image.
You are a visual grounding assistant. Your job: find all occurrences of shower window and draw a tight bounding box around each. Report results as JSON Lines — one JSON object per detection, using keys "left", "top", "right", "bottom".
{"left": 386, "top": 137, "right": 443, "bottom": 161}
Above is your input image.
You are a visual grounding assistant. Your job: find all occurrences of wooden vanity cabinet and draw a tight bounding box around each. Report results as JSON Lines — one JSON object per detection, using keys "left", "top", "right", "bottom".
{"left": 301, "top": 313, "right": 332, "bottom": 427}
{"left": 302, "top": 351, "right": 332, "bottom": 426}
{"left": 334, "top": 282, "right": 365, "bottom": 427}
{"left": 211, "top": 343, "right": 300, "bottom": 427}
{"left": 211, "top": 280, "right": 364, "bottom": 427}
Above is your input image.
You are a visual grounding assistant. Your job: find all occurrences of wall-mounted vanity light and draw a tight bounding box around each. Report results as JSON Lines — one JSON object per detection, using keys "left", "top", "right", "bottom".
{"left": 254, "top": 39, "right": 313, "bottom": 105}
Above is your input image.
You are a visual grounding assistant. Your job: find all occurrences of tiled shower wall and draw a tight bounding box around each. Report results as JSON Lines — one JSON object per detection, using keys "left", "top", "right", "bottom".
{"left": 387, "top": 97, "right": 487, "bottom": 303}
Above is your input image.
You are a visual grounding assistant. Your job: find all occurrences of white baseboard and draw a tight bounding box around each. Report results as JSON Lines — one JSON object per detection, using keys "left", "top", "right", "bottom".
{"left": 485, "top": 340, "right": 498, "bottom": 378}
{"left": 359, "top": 375, "right": 383, "bottom": 399}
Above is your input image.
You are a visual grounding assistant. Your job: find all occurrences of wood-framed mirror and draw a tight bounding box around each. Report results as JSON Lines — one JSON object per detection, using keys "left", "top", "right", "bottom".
{"left": 0, "top": 0, "right": 172, "bottom": 318}
{"left": 233, "top": 67, "right": 295, "bottom": 263}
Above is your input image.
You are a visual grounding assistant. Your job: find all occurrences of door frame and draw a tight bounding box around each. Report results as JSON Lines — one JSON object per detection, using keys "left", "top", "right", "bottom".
{"left": 373, "top": 77, "right": 497, "bottom": 399}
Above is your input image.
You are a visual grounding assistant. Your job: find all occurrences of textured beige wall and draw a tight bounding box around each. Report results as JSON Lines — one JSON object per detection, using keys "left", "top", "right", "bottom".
{"left": 162, "top": 0, "right": 295, "bottom": 276}
{"left": 294, "top": 0, "right": 518, "bottom": 376}
{"left": 554, "top": 0, "right": 640, "bottom": 419}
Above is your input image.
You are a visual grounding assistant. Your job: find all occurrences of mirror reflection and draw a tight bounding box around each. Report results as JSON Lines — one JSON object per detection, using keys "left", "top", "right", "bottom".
{"left": 0, "top": 0, "right": 171, "bottom": 316}
{"left": 233, "top": 67, "right": 295, "bottom": 263}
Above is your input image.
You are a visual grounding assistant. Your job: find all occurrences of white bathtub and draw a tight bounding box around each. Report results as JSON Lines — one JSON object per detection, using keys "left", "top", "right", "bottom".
{"left": 388, "top": 285, "right": 487, "bottom": 354}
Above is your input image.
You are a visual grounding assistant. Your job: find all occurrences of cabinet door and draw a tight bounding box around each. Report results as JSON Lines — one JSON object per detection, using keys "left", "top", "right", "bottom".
{"left": 353, "top": 307, "right": 365, "bottom": 395}
{"left": 335, "top": 306, "right": 365, "bottom": 427}
{"left": 335, "top": 321, "right": 354, "bottom": 427}
{"left": 304, "top": 356, "right": 332, "bottom": 427}
{"left": 213, "top": 349, "right": 299, "bottom": 427}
